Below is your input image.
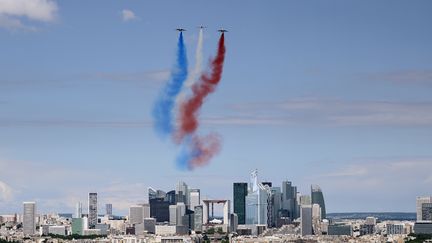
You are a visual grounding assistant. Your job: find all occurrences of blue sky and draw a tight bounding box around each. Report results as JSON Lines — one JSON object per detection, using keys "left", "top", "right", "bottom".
{"left": 1, "top": 0, "right": 432, "bottom": 215}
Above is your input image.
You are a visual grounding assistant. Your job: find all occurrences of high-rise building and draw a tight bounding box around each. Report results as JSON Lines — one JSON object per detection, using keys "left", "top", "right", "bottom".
{"left": 194, "top": 205, "right": 203, "bottom": 232}
{"left": 75, "top": 202, "right": 82, "bottom": 218}
{"left": 270, "top": 187, "right": 282, "bottom": 227}
{"left": 282, "top": 181, "right": 297, "bottom": 220}
{"left": 169, "top": 205, "right": 177, "bottom": 225}
{"left": 245, "top": 171, "right": 271, "bottom": 225}
{"left": 23, "top": 202, "right": 36, "bottom": 235}
{"left": 417, "top": 196, "right": 432, "bottom": 222}
{"left": 299, "top": 195, "right": 311, "bottom": 206}
{"left": 311, "top": 184, "right": 326, "bottom": 219}
{"left": 189, "top": 189, "right": 200, "bottom": 211}
{"left": 143, "top": 218, "right": 156, "bottom": 234}
{"left": 129, "top": 205, "right": 149, "bottom": 225}
{"left": 233, "top": 183, "right": 248, "bottom": 224}
{"left": 105, "top": 204, "right": 112, "bottom": 216}
{"left": 176, "top": 203, "right": 186, "bottom": 226}
{"left": 422, "top": 203, "right": 432, "bottom": 221}
{"left": 71, "top": 218, "right": 85, "bottom": 235}
{"left": 88, "top": 193, "right": 98, "bottom": 228}
{"left": 300, "top": 205, "right": 313, "bottom": 236}
{"left": 176, "top": 181, "right": 188, "bottom": 206}
{"left": 150, "top": 198, "right": 170, "bottom": 222}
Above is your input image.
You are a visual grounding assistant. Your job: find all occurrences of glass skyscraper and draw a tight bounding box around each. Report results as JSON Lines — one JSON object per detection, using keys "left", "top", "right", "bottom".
{"left": 311, "top": 184, "right": 326, "bottom": 219}
{"left": 233, "top": 182, "right": 248, "bottom": 224}
{"left": 23, "top": 202, "right": 36, "bottom": 235}
{"left": 88, "top": 192, "right": 98, "bottom": 228}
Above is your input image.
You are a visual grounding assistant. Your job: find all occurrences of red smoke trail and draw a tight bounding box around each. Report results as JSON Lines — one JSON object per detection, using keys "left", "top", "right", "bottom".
{"left": 188, "top": 133, "right": 221, "bottom": 169}
{"left": 177, "top": 33, "right": 225, "bottom": 141}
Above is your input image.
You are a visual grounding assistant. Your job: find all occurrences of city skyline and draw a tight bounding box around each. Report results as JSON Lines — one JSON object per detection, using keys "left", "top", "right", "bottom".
{"left": 1, "top": 0, "right": 432, "bottom": 215}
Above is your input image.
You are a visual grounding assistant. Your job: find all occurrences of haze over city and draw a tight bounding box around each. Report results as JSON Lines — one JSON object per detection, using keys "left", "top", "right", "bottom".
{"left": 1, "top": 0, "right": 432, "bottom": 217}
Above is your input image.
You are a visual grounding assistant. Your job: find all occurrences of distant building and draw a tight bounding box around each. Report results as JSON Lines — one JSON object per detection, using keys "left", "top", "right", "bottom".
{"left": 189, "top": 189, "right": 200, "bottom": 211}
{"left": 23, "top": 202, "right": 36, "bottom": 235}
{"left": 311, "top": 184, "right": 326, "bottom": 219}
{"left": 75, "top": 202, "right": 82, "bottom": 218}
{"left": 176, "top": 181, "right": 188, "bottom": 206}
{"left": 416, "top": 196, "right": 432, "bottom": 222}
{"left": 194, "top": 205, "right": 203, "bottom": 232}
{"left": 230, "top": 213, "right": 238, "bottom": 233}
{"left": 386, "top": 223, "right": 405, "bottom": 235}
{"left": 300, "top": 205, "right": 312, "bottom": 236}
{"left": 360, "top": 224, "right": 375, "bottom": 235}
{"left": 328, "top": 224, "right": 352, "bottom": 236}
{"left": 144, "top": 218, "right": 156, "bottom": 234}
{"left": 88, "top": 193, "right": 98, "bottom": 228}
{"left": 169, "top": 205, "right": 177, "bottom": 225}
{"left": 245, "top": 170, "right": 271, "bottom": 226}
{"left": 72, "top": 218, "right": 85, "bottom": 235}
{"left": 282, "top": 181, "right": 298, "bottom": 220}
{"left": 48, "top": 226, "right": 66, "bottom": 236}
{"left": 233, "top": 182, "right": 248, "bottom": 224}
{"left": 105, "top": 204, "right": 113, "bottom": 216}
{"left": 150, "top": 198, "right": 170, "bottom": 222}
{"left": 129, "top": 205, "right": 149, "bottom": 225}
{"left": 422, "top": 203, "right": 432, "bottom": 221}
{"left": 414, "top": 222, "right": 432, "bottom": 234}
{"left": 365, "top": 216, "right": 377, "bottom": 225}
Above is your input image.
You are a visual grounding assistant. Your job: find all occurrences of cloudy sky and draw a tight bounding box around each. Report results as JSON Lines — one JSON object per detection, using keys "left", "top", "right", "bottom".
{"left": 0, "top": 0, "right": 432, "bottom": 215}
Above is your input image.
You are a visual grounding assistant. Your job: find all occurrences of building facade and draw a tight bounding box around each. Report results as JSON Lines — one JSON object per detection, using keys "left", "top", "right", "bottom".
{"left": 233, "top": 183, "right": 248, "bottom": 224}
{"left": 88, "top": 193, "right": 98, "bottom": 228}
{"left": 23, "top": 202, "right": 36, "bottom": 235}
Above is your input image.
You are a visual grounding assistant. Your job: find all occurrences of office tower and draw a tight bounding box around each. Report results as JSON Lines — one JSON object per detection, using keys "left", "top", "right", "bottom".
{"left": 105, "top": 204, "right": 113, "bottom": 216}
{"left": 270, "top": 187, "right": 282, "bottom": 227}
{"left": 245, "top": 170, "right": 270, "bottom": 225}
{"left": 233, "top": 183, "right": 248, "bottom": 224}
{"left": 176, "top": 202, "right": 186, "bottom": 226}
{"left": 189, "top": 189, "right": 200, "bottom": 210}
{"left": 88, "top": 193, "right": 98, "bottom": 228}
{"left": 311, "top": 184, "right": 326, "bottom": 219}
{"left": 300, "top": 205, "right": 313, "bottom": 236}
{"left": 176, "top": 181, "right": 188, "bottom": 205}
{"left": 194, "top": 205, "right": 203, "bottom": 232}
{"left": 75, "top": 202, "right": 82, "bottom": 218}
{"left": 300, "top": 195, "right": 311, "bottom": 206}
{"left": 422, "top": 203, "right": 432, "bottom": 221}
{"left": 71, "top": 218, "right": 85, "bottom": 235}
{"left": 282, "top": 181, "right": 298, "bottom": 220}
{"left": 230, "top": 213, "right": 238, "bottom": 233}
{"left": 150, "top": 198, "right": 170, "bottom": 222}
{"left": 417, "top": 196, "right": 432, "bottom": 222}
{"left": 142, "top": 204, "right": 150, "bottom": 218}
{"left": 129, "top": 205, "right": 147, "bottom": 225}
{"left": 144, "top": 218, "right": 156, "bottom": 234}
{"left": 148, "top": 187, "right": 157, "bottom": 200}
{"left": 312, "top": 204, "right": 322, "bottom": 234}
{"left": 23, "top": 202, "right": 36, "bottom": 235}
{"left": 165, "top": 190, "right": 176, "bottom": 205}
{"left": 169, "top": 205, "right": 177, "bottom": 225}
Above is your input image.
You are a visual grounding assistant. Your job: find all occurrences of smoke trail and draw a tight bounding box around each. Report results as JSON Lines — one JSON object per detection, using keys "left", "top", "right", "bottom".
{"left": 176, "top": 133, "right": 221, "bottom": 170}
{"left": 152, "top": 32, "right": 188, "bottom": 137}
{"left": 178, "top": 33, "right": 225, "bottom": 140}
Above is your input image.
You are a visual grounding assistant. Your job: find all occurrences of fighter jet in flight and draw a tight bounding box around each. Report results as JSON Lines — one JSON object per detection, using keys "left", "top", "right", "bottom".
{"left": 218, "top": 28, "right": 228, "bottom": 33}
{"left": 176, "top": 28, "right": 186, "bottom": 32}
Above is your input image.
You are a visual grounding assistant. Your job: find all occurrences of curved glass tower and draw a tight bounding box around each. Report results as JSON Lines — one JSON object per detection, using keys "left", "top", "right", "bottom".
{"left": 311, "top": 184, "right": 326, "bottom": 219}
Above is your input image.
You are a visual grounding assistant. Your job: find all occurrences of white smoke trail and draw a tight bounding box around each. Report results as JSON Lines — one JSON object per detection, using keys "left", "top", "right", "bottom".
{"left": 176, "top": 28, "right": 204, "bottom": 105}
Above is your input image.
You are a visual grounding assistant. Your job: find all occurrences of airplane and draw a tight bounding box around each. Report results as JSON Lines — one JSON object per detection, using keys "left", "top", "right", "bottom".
{"left": 218, "top": 28, "right": 228, "bottom": 33}
{"left": 198, "top": 25, "right": 207, "bottom": 29}
{"left": 176, "top": 28, "right": 186, "bottom": 32}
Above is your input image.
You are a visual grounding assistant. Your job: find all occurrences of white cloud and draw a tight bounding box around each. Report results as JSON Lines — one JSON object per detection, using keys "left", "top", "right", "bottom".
{"left": 121, "top": 9, "right": 137, "bottom": 22}
{"left": 0, "top": 180, "right": 13, "bottom": 201}
{"left": 0, "top": 0, "right": 57, "bottom": 30}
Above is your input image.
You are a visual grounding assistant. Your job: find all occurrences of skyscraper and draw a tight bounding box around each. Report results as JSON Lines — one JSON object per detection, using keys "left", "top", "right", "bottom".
{"left": 23, "top": 202, "right": 36, "bottom": 235}
{"left": 282, "top": 181, "right": 297, "bottom": 220}
{"left": 233, "top": 183, "right": 248, "bottom": 224}
{"left": 194, "top": 205, "right": 203, "bottom": 232}
{"left": 417, "top": 196, "right": 432, "bottom": 222}
{"left": 189, "top": 189, "right": 200, "bottom": 211}
{"left": 105, "top": 203, "right": 112, "bottom": 216}
{"left": 245, "top": 170, "right": 270, "bottom": 225}
{"left": 75, "top": 202, "right": 82, "bottom": 218}
{"left": 176, "top": 181, "right": 188, "bottom": 206}
{"left": 311, "top": 184, "right": 326, "bottom": 219}
{"left": 88, "top": 193, "right": 98, "bottom": 228}
{"left": 301, "top": 205, "right": 313, "bottom": 236}
{"left": 129, "top": 205, "right": 145, "bottom": 225}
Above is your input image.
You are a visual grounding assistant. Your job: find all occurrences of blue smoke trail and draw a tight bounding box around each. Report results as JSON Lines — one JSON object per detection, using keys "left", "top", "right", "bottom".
{"left": 152, "top": 32, "right": 188, "bottom": 137}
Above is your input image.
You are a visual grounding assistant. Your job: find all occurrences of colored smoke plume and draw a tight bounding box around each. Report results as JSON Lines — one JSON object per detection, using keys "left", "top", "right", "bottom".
{"left": 152, "top": 32, "right": 188, "bottom": 137}
{"left": 177, "top": 33, "right": 225, "bottom": 140}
